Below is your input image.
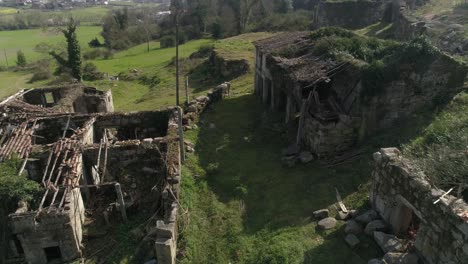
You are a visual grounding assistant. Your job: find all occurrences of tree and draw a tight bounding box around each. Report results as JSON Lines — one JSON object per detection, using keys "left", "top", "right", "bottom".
{"left": 16, "top": 50, "right": 27, "bottom": 67}
{"left": 50, "top": 18, "right": 82, "bottom": 81}
{"left": 226, "top": 0, "right": 261, "bottom": 34}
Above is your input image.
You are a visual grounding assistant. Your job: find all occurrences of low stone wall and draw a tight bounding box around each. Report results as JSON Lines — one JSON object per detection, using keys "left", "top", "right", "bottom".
{"left": 183, "top": 82, "right": 230, "bottom": 128}
{"left": 209, "top": 51, "right": 250, "bottom": 80}
{"left": 371, "top": 148, "right": 468, "bottom": 264}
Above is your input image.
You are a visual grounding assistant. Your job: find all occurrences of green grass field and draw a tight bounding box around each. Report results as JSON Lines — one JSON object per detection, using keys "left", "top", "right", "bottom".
{"left": 0, "top": 26, "right": 102, "bottom": 67}
{"left": 178, "top": 72, "right": 381, "bottom": 264}
{"left": 0, "top": 71, "right": 36, "bottom": 99}
{"left": 86, "top": 38, "right": 215, "bottom": 111}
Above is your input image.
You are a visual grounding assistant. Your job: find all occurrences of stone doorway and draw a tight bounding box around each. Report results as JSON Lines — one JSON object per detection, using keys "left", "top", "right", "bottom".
{"left": 390, "top": 198, "right": 422, "bottom": 239}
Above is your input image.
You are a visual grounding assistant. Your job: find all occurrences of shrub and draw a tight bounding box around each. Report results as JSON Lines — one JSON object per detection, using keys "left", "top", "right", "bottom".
{"left": 29, "top": 70, "right": 52, "bottom": 83}
{"left": 83, "top": 49, "right": 114, "bottom": 60}
{"left": 16, "top": 50, "right": 27, "bottom": 67}
{"left": 160, "top": 35, "right": 175, "bottom": 48}
{"left": 212, "top": 21, "right": 224, "bottom": 39}
{"left": 82, "top": 63, "right": 105, "bottom": 81}
{"left": 88, "top": 37, "right": 103, "bottom": 48}
{"left": 138, "top": 74, "right": 161, "bottom": 89}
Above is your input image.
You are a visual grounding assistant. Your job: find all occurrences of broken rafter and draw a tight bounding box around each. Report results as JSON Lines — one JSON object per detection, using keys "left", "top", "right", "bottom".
{"left": 100, "top": 129, "right": 109, "bottom": 183}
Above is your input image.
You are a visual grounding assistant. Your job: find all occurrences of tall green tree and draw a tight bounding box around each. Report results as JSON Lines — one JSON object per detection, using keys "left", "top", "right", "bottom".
{"left": 50, "top": 18, "right": 82, "bottom": 81}
{"left": 63, "top": 18, "right": 82, "bottom": 80}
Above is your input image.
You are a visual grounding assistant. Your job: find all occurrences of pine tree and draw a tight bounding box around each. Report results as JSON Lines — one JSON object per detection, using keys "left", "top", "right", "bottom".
{"left": 16, "top": 50, "right": 27, "bottom": 67}
{"left": 63, "top": 18, "right": 82, "bottom": 81}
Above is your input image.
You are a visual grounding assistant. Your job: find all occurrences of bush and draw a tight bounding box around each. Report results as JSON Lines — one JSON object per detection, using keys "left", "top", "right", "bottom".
{"left": 160, "top": 35, "right": 175, "bottom": 48}
{"left": 212, "top": 21, "right": 224, "bottom": 39}
{"left": 82, "top": 63, "right": 105, "bottom": 81}
{"left": 138, "top": 74, "right": 161, "bottom": 89}
{"left": 88, "top": 37, "right": 103, "bottom": 48}
{"left": 83, "top": 49, "right": 114, "bottom": 60}
{"left": 16, "top": 50, "right": 27, "bottom": 67}
{"left": 29, "top": 70, "right": 52, "bottom": 83}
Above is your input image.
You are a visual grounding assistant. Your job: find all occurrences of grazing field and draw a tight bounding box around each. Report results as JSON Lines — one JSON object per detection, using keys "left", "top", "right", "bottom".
{"left": 87, "top": 39, "right": 215, "bottom": 111}
{"left": 0, "top": 71, "right": 36, "bottom": 99}
{"left": 0, "top": 26, "right": 103, "bottom": 67}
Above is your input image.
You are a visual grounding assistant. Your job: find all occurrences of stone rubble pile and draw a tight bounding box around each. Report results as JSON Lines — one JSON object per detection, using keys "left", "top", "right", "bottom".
{"left": 339, "top": 209, "right": 419, "bottom": 264}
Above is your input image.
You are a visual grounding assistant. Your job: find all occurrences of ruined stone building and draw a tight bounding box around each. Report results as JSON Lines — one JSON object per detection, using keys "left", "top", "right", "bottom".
{"left": 1, "top": 85, "right": 182, "bottom": 264}
{"left": 371, "top": 148, "right": 468, "bottom": 264}
{"left": 253, "top": 31, "right": 467, "bottom": 158}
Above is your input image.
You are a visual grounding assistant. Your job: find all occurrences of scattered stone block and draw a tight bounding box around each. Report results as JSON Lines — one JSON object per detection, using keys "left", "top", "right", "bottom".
{"left": 373, "top": 231, "right": 404, "bottom": 253}
{"left": 345, "top": 220, "right": 363, "bottom": 235}
{"left": 195, "top": 96, "right": 210, "bottom": 103}
{"left": 355, "top": 209, "right": 379, "bottom": 225}
{"left": 368, "top": 259, "right": 384, "bottom": 264}
{"left": 383, "top": 252, "right": 419, "bottom": 264}
{"left": 317, "top": 217, "right": 337, "bottom": 230}
{"left": 345, "top": 234, "right": 360, "bottom": 248}
{"left": 365, "top": 220, "right": 388, "bottom": 236}
{"left": 299, "top": 151, "right": 314, "bottom": 163}
{"left": 313, "top": 209, "right": 329, "bottom": 220}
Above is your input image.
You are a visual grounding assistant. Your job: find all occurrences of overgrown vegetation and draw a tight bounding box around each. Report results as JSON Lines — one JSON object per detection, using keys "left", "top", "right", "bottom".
{"left": 0, "top": 158, "right": 41, "bottom": 263}
{"left": 403, "top": 92, "right": 468, "bottom": 195}
{"left": 307, "top": 28, "right": 441, "bottom": 98}
{"left": 50, "top": 18, "right": 83, "bottom": 81}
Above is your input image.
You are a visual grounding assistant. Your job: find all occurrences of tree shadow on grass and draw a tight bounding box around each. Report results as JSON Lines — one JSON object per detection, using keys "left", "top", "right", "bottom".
{"left": 303, "top": 225, "right": 382, "bottom": 264}
{"left": 193, "top": 94, "right": 375, "bottom": 233}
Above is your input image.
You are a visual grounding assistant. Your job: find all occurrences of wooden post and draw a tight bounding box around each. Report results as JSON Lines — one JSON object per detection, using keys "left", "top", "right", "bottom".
{"left": 3, "top": 48, "right": 8, "bottom": 67}
{"left": 296, "top": 92, "right": 313, "bottom": 146}
{"left": 177, "top": 107, "right": 185, "bottom": 163}
{"left": 185, "top": 76, "right": 189, "bottom": 105}
{"left": 175, "top": 13, "right": 180, "bottom": 106}
{"left": 114, "top": 183, "right": 128, "bottom": 222}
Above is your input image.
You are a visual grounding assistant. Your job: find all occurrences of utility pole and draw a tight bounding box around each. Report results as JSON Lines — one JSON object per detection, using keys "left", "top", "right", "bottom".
{"left": 185, "top": 76, "right": 189, "bottom": 104}
{"left": 175, "top": 5, "right": 180, "bottom": 106}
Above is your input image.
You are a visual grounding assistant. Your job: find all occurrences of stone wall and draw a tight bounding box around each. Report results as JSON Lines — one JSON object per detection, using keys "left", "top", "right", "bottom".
{"left": 209, "top": 51, "right": 250, "bottom": 80}
{"left": 371, "top": 148, "right": 468, "bottom": 264}
{"left": 9, "top": 188, "right": 85, "bottom": 264}
{"left": 94, "top": 111, "right": 170, "bottom": 142}
{"left": 21, "top": 86, "right": 113, "bottom": 114}
{"left": 183, "top": 82, "right": 230, "bottom": 128}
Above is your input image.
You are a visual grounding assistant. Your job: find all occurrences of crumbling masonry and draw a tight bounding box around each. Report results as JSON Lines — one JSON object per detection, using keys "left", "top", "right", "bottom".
{"left": 2, "top": 83, "right": 228, "bottom": 264}
{"left": 371, "top": 148, "right": 468, "bottom": 264}
{"left": 253, "top": 32, "right": 467, "bottom": 158}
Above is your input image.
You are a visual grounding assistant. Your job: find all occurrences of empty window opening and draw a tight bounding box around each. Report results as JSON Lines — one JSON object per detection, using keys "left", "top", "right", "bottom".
{"left": 44, "top": 246, "right": 62, "bottom": 262}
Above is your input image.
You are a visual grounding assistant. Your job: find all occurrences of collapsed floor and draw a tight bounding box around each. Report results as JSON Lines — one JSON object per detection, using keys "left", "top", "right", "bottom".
{"left": 1, "top": 86, "right": 182, "bottom": 264}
